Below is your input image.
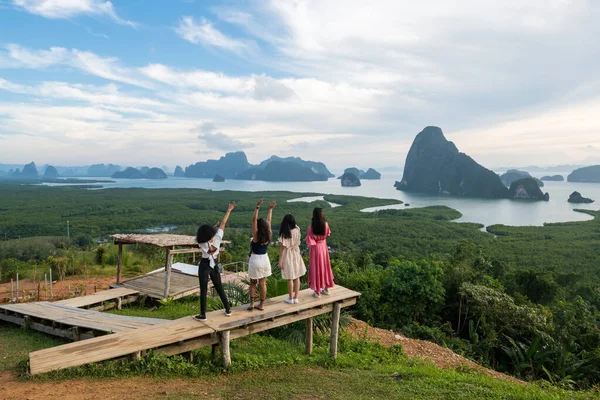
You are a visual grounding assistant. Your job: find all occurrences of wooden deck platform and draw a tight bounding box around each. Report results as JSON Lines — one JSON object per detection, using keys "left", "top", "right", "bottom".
{"left": 114, "top": 270, "right": 248, "bottom": 300}
{"left": 55, "top": 287, "right": 140, "bottom": 310}
{"left": 0, "top": 302, "right": 166, "bottom": 341}
{"left": 29, "top": 286, "right": 360, "bottom": 375}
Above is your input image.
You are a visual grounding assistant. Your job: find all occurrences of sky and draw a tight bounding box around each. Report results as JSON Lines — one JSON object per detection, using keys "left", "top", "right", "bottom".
{"left": 0, "top": 0, "right": 599, "bottom": 171}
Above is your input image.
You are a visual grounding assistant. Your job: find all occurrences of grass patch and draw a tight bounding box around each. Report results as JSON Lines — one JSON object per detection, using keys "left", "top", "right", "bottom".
{"left": 3, "top": 325, "right": 596, "bottom": 399}
{"left": 0, "top": 322, "right": 67, "bottom": 373}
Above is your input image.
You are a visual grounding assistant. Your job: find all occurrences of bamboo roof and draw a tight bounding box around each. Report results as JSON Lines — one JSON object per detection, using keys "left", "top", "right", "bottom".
{"left": 111, "top": 234, "right": 198, "bottom": 248}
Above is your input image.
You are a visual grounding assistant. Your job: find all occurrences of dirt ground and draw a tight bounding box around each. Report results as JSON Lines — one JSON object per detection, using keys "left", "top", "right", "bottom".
{"left": 0, "top": 276, "right": 115, "bottom": 303}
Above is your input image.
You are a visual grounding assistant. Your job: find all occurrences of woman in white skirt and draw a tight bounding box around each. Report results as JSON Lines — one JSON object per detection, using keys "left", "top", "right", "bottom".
{"left": 248, "top": 199, "right": 276, "bottom": 311}
{"left": 278, "top": 213, "right": 306, "bottom": 304}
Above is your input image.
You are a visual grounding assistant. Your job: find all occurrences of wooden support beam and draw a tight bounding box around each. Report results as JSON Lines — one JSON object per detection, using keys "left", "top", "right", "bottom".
{"left": 163, "top": 250, "right": 174, "bottom": 299}
{"left": 116, "top": 244, "right": 123, "bottom": 284}
{"left": 220, "top": 330, "right": 231, "bottom": 368}
{"left": 330, "top": 302, "right": 341, "bottom": 359}
{"left": 181, "top": 351, "right": 193, "bottom": 362}
{"left": 117, "top": 297, "right": 123, "bottom": 310}
{"left": 167, "top": 248, "right": 202, "bottom": 255}
{"left": 129, "top": 351, "right": 141, "bottom": 361}
{"left": 72, "top": 327, "right": 81, "bottom": 342}
{"left": 305, "top": 317, "right": 313, "bottom": 355}
{"left": 211, "top": 343, "right": 219, "bottom": 359}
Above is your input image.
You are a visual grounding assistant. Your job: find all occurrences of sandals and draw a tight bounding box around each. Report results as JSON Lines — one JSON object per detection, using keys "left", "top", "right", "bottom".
{"left": 247, "top": 303, "right": 254, "bottom": 311}
{"left": 255, "top": 301, "right": 265, "bottom": 311}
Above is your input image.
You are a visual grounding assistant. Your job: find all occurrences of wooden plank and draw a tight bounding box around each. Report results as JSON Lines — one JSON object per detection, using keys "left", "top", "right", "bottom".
{"left": 116, "top": 244, "right": 123, "bottom": 284}
{"left": 29, "top": 319, "right": 215, "bottom": 375}
{"left": 330, "top": 302, "right": 342, "bottom": 359}
{"left": 305, "top": 318, "right": 313, "bottom": 355}
{"left": 28, "top": 286, "right": 360, "bottom": 375}
{"left": 203, "top": 286, "right": 360, "bottom": 332}
{"left": 220, "top": 330, "right": 231, "bottom": 368}
{"left": 55, "top": 288, "right": 139, "bottom": 308}
{"left": 164, "top": 250, "right": 173, "bottom": 299}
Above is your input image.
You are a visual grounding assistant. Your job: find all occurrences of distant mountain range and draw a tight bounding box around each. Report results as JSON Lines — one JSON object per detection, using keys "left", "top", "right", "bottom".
{"left": 494, "top": 165, "right": 582, "bottom": 173}
{"left": 183, "top": 152, "right": 334, "bottom": 182}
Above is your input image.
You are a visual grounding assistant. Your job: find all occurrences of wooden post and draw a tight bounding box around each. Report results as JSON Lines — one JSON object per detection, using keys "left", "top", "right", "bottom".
{"left": 44, "top": 273, "right": 48, "bottom": 300}
{"left": 117, "top": 297, "right": 123, "bottom": 310}
{"left": 330, "top": 302, "right": 342, "bottom": 359}
{"left": 220, "top": 330, "right": 231, "bottom": 368}
{"left": 116, "top": 244, "right": 123, "bottom": 284}
{"left": 10, "top": 279, "right": 13, "bottom": 301}
{"left": 163, "top": 249, "right": 173, "bottom": 299}
{"left": 305, "top": 317, "right": 314, "bottom": 355}
{"left": 49, "top": 268, "right": 53, "bottom": 299}
{"left": 72, "top": 327, "right": 81, "bottom": 341}
{"left": 16, "top": 273, "right": 19, "bottom": 302}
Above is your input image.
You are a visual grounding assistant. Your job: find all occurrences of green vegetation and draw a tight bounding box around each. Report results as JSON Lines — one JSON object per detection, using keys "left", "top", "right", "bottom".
{"left": 2, "top": 321, "right": 598, "bottom": 399}
{"left": 2, "top": 183, "right": 600, "bottom": 391}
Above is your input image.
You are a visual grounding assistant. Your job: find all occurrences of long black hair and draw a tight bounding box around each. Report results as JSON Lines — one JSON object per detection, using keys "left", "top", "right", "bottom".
{"left": 196, "top": 224, "right": 217, "bottom": 244}
{"left": 279, "top": 214, "right": 297, "bottom": 239}
{"left": 311, "top": 207, "right": 326, "bottom": 235}
{"left": 255, "top": 217, "right": 271, "bottom": 244}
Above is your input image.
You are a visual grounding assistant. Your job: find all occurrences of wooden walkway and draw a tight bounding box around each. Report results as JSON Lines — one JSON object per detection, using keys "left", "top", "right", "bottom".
{"left": 29, "top": 286, "right": 360, "bottom": 375}
{"left": 114, "top": 270, "right": 248, "bottom": 300}
{"left": 55, "top": 287, "right": 140, "bottom": 310}
{"left": 0, "top": 302, "right": 166, "bottom": 341}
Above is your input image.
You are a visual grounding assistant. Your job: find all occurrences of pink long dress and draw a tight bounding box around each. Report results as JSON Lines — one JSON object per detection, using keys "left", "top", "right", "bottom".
{"left": 306, "top": 223, "right": 334, "bottom": 292}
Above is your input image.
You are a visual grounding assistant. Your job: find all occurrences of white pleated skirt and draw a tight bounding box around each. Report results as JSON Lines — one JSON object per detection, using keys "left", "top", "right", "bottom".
{"left": 248, "top": 253, "right": 272, "bottom": 280}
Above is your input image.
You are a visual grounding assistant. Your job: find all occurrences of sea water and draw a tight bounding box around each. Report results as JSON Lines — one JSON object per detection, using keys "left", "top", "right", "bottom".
{"left": 41, "top": 173, "right": 600, "bottom": 227}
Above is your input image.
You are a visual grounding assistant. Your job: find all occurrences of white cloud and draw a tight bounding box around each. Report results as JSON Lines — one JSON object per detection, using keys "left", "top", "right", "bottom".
{"left": 175, "top": 16, "right": 255, "bottom": 55}
{"left": 4, "top": 44, "right": 68, "bottom": 68}
{"left": 13, "top": 0, "right": 137, "bottom": 26}
{"left": 2, "top": 1, "right": 600, "bottom": 169}
{"left": 192, "top": 122, "right": 254, "bottom": 151}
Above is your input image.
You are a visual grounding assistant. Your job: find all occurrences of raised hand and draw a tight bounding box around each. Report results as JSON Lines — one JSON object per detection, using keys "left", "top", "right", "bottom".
{"left": 256, "top": 199, "right": 264, "bottom": 208}
{"left": 269, "top": 201, "right": 276, "bottom": 209}
{"left": 228, "top": 201, "right": 236, "bottom": 211}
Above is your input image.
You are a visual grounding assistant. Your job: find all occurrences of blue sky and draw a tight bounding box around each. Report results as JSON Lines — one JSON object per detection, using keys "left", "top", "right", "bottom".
{"left": 1, "top": 0, "right": 599, "bottom": 170}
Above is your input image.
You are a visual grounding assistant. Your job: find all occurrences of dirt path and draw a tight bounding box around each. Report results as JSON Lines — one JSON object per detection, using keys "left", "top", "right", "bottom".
{"left": 347, "top": 318, "right": 521, "bottom": 383}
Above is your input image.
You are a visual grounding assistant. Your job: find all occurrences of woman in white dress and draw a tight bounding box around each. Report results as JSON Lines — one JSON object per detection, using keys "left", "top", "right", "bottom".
{"left": 247, "top": 199, "right": 276, "bottom": 311}
{"left": 278, "top": 214, "right": 306, "bottom": 304}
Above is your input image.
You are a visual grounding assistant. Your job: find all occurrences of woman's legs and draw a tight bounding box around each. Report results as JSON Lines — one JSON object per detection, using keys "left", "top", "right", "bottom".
{"left": 287, "top": 279, "right": 293, "bottom": 300}
{"left": 248, "top": 279, "right": 256, "bottom": 309}
{"left": 293, "top": 278, "right": 300, "bottom": 300}
{"left": 209, "top": 266, "right": 231, "bottom": 313}
{"left": 257, "top": 278, "right": 267, "bottom": 310}
{"left": 197, "top": 261, "right": 211, "bottom": 317}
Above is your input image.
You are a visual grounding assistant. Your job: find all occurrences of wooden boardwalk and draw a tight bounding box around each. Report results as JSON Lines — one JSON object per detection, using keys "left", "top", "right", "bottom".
{"left": 115, "top": 270, "right": 199, "bottom": 299}
{"left": 0, "top": 302, "right": 166, "bottom": 341}
{"left": 55, "top": 287, "right": 140, "bottom": 310}
{"left": 29, "top": 286, "right": 360, "bottom": 375}
{"left": 114, "top": 270, "right": 248, "bottom": 300}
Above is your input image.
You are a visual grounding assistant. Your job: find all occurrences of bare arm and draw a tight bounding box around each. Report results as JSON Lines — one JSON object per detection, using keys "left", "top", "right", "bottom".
{"left": 219, "top": 201, "right": 236, "bottom": 231}
{"left": 267, "top": 201, "right": 276, "bottom": 236}
{"left": 252, "top": 199, "right": 263, "bottom": 242}
{"left": 278, "top": 244, "right": 284, "bottom": 268}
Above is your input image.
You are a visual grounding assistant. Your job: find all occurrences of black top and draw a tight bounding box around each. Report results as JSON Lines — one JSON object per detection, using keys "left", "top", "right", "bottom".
{"left": 250, "top": 240, "right": 269, "bottom": 255}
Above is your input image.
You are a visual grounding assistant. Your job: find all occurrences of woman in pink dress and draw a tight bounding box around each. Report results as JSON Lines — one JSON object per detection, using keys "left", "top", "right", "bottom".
{"left": 306, "top": 207, "right": 334, "bottom": 298}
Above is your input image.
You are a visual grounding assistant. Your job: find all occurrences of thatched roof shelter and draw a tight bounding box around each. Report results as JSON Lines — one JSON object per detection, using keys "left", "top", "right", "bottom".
{"left": 111, "top": 234, "right": 198, "bottom": 248}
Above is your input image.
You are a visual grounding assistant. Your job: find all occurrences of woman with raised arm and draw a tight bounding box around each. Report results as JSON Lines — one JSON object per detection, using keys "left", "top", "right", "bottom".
{"left": 194, "top": 200, "right": 236, "bottom": 321}
{"left": 278, "top": 213, "right": 306, "bottom": 304}
{"left": 247, "top": 199, "right": 276, "bottom": 311}
{"left": 306, "top": 207, "right": 334, "bottom": 298}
